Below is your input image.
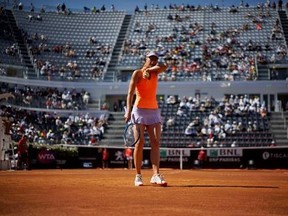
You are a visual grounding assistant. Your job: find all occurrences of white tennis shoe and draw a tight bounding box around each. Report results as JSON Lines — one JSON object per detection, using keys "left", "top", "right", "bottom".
{"left": 134, "top": 174, "right": 144, "bottom": 186}
{"left": 150, "top": 174, "right": 167, "bottom": 186}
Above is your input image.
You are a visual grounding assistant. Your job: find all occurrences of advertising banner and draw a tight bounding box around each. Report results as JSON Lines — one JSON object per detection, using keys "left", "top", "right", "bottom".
{"left": 109, "top": 148, "right": 127, "bottom": 168}
{"left": 244, "top": 148, "right": 288, "bottom": 168}
{"left": 29, "top": 146, "right": 288, "bottom": 169}
{"left": 159, "top": 149, "right": 192, "bottom": 169}
{"left": 206, "top": 148, "right": 244, "bottom": 168}
{"left": 37, "top": 148, "right": 56, "bottom": 164}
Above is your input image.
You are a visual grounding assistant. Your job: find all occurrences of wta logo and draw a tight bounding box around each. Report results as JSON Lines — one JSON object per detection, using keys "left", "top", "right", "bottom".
{"left": 37, "top": 149, "right": 56, "bottom": 164}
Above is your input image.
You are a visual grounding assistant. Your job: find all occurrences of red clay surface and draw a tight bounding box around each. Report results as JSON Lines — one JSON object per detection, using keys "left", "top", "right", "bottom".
{"left": 0, "top": 168, "right": 287, "bottom": 216}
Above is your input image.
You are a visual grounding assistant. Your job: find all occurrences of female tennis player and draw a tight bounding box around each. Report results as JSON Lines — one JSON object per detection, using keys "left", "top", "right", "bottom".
{"left": 124, "top": 51, "right": 167, "bottom": 186}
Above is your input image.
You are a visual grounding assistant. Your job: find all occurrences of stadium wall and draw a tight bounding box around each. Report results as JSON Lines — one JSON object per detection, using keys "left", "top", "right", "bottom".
{"left": 28, "top": 146, "right": 288, "bottom": 170}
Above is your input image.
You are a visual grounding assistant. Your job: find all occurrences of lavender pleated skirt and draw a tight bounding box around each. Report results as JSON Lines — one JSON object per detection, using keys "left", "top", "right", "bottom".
{"left": 131, "top": 107, "right": 161, "bottom": 125}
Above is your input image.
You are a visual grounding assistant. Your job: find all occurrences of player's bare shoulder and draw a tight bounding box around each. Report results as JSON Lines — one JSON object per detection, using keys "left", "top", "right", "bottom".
{"left": 131, "top": 69, "right": 143, "bottom": 80}
{"left": 133, "top": 69, "right": 142, "bottom": 76}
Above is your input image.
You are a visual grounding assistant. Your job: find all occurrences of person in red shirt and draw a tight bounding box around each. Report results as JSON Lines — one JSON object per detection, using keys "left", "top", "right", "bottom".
{"left": 17, "top": 134, "right": 30, "bottom": 170}
{"left": 197, "top": 147, "right": 207, "bottom": 168}
{"left": 102, "top": 148, "right": 109, "bottom": 169}
{"left": 124, "top": 147, "right": 133, "bottom": 169}
{"left": 89, "top": 135, "right": 98, "bottom": 146}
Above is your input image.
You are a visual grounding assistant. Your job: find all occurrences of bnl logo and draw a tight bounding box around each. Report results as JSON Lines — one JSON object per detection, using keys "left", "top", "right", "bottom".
{"left": 209, "top": 149, "right": 242, "bottom": 157}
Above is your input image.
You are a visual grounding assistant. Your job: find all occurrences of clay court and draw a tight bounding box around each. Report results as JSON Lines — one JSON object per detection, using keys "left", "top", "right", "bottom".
{"left": 0, "top": 169, "right": 287, "bottom": 216}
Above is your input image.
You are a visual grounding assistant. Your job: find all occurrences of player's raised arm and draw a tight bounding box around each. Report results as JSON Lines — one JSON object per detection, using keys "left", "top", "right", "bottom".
{"left": 143, "top": 51, "right": 167, "bottom": 78}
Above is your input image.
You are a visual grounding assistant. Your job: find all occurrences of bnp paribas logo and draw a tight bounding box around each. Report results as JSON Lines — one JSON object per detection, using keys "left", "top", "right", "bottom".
{"left": 209, "top": 149, "right": 218, "bottom": 157}
{"left": 160, "top": 149, "right": 167, "bottom": 157}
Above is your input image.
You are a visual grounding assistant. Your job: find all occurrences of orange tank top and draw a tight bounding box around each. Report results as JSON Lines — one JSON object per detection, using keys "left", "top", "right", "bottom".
{"left": 134, "top": 72, "right": 158, "bottom": 109}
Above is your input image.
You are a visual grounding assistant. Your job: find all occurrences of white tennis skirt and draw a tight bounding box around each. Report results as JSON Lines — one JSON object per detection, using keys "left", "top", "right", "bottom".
{"left": 131, "top": 107, "right": 161, "bottom": 125}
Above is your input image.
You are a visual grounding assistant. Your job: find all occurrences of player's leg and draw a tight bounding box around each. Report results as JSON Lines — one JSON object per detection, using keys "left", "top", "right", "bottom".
{"left": 146, "top": 123, "right": 161, "bottom": 174}
{"left": 133, "top": 124, "right": 145, "bottom": 174}
{"left": 133, "top": 124, "right": 145, "bottom": 186}
{"left": 146, "top": 123, "right": 167, "bottom": 186}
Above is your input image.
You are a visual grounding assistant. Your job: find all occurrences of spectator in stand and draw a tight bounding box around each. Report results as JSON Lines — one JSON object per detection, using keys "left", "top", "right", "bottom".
{"left": 91, "top": 6, "right": 98, "bottom": 14}
{"left": 260, "top": 105, "right": 268, "bottom": 118}
{"left": 184, "top": 122, "right": 197, "bottom": 137}
{"left": 101, "top": 5, "right": 106, "bottom": 12}
{"left": 111, "top": 4, "right": 115, "bottom": 12}
{"left": 113, "top": 102, "right": 118, "bottom": 112}
{"left": 82, "top": 91, "right": 90, "bottom": 105}
{"left": 89, "top": 36, "right": 97, "bottom": 44}
{"left": 176, "top": 107, "right": 187, "bottom": 116}
{"left": 224, "top": 120, "right": 232, "bottom": 134}
{"left": 231, "top": 121, "right": 238, "bottom": 134}
{"left": 40, "top": 6, "right": 45, "bottom": 13}
{"left": 247, "top": 121, "right": 253, "bottom": 132}
{"left": 166, "top": 116, "right": 175, "bottom": 127}
{"left": 61, "top": 3, "right": 66, "bottom": 13}
{"left": 166, "top": 95, "right": 176, "bottom": 104}
{"left": 83, "top": 6, "right": 90, "bottom": 13}
{"left": 18, "top": 2, "right": 23, "bottom": 10}
{"left": 278, "top": 0, "right": 283, "bottom": 10}
{"left": 270, "top": 140, "right": 276, "bottom": 147}
{"left": 231, "top": 141, "right": 237, "bottom": 147}
{"left": 57, "top": 4, "right": 61, "bottom": 13}
{"left": 89, "top": 135, "right": 98, "bottom": 146}
{"left": 30, "top": 3, "right": 35, "bottom": 12}
{"left": 134, "top": 5, "right": 140, "bottom": 13}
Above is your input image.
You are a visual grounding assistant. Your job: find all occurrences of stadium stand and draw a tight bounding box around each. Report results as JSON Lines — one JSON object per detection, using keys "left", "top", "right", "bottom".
{"left": 157, "top": 94, "right": 274, "bottom": 148}
{"left": 11, "top": 9, "right": 125, "bottom": 80}
{"left": 0, "top": 104, "right": 109, "bottom": 145}
{"left": 0, "top": 7, "right": 23, "bottom": 66}
{"left": 0, "top": 2, "right": 287, "bottom": 148}
{"left": 119, "top": 6, "right": 287, "bottom": 82}
{"left": 0, "top": 82, "right": 90, "bottom": 110}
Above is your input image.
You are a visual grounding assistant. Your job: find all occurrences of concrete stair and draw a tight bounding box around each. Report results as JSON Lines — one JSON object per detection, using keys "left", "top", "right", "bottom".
{"left": 100, "top": 111, "right": 126, "bottom": 146}
{"left": 270, "top": 112, "right": 288, "bottom": 145}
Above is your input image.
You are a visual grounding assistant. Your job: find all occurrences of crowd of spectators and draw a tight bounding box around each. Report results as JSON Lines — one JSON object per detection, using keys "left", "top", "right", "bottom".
{"left": 1, "top": 2, "right": 288, "bottom": 81}
{"left": 7, "top": 2, "right": 113, "bottom": 81}
{"left": 0, "top": 82, "right": 90, "bottom": 110}
{"left": 5, "top": 43, "right": 17, "bottom": 56}
{"left": 24, "top": 34, "right": 109, "bottom": 81}
{"left": 122, "top": 2, "right": 288, "bottom": 82}
{"left": 161, "top": 94, "right": 273, "bottom": 148}
{"left": 0, "top": 105, "right": 108, "bottom": 146}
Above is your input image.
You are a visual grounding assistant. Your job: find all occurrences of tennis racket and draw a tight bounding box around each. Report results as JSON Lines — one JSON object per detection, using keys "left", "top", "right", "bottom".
{"left": 123, "top": 107, "right": 140, "bottom": 147}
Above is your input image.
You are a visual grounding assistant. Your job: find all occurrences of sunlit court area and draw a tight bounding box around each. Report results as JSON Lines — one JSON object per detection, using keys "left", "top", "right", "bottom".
{"left": 0, "top": 169, "right": 287, "bottom": 216}
{"left": 1, "top": 0, "right": 288, "bottom": 215}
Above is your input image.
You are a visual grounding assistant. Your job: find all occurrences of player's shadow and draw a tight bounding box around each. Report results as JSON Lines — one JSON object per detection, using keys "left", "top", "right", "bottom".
{"left": 169, "top": 185, "right": 279, "bottom": 189}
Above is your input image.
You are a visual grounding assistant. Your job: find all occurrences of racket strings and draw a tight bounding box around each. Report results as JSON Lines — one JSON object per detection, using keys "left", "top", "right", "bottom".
{"left": 124, "top": 124, "right": 140, "bottom": 146}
